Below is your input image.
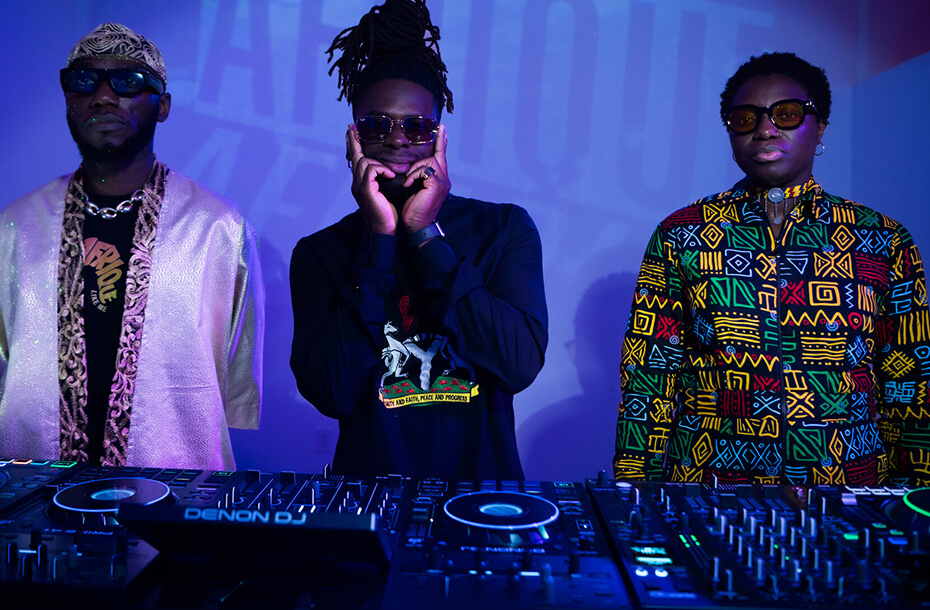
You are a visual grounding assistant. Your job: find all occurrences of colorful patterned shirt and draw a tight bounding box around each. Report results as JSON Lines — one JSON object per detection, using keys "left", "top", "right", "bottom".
{"left": 614, "top": 179, "right": 930, "bottom": 486}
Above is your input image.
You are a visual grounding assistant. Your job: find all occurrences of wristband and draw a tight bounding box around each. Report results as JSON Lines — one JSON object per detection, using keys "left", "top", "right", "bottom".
{"left": 410, "top": 221, "right": 444, "bottom": 246}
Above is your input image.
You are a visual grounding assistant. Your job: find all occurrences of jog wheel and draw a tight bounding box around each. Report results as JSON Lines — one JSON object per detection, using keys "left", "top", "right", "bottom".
{"left": 49, "top": 477, "right": 172, "bottom": 528}
{"left": 884, "top": 487, "right": 930, "bottom": 538}
{"left": 443, "top": 491, "right": 560, "bottom": 546}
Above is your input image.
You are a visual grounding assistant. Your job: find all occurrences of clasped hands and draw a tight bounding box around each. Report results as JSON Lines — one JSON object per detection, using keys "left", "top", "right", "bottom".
{"left": 346, "top": 123, "right": 451, "bottom": 237}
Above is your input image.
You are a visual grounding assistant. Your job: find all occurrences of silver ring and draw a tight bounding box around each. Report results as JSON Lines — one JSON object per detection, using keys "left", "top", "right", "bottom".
{"left": 423, "top": 166, "right": 436, "bottom": 179}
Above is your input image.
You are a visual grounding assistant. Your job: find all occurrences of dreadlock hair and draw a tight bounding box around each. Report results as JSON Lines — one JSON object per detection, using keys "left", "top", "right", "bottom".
{"left": 326, "top": 0, "right": 453, "bottom": 119}
{"left": 720, "top": 52, "right": 831, "bottom": 125}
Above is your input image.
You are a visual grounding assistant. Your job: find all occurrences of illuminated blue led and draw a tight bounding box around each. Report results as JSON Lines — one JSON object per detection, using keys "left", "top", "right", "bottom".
{"left": 90, "top": 488, "right": 136, "bottom": 501}
{"left": 480, "top": 503, "right": 525, "bottom": 517}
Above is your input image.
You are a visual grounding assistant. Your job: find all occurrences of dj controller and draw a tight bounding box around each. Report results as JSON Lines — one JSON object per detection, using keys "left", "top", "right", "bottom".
{"left": 0, "top": 459, "right": 927, "bottom": 609}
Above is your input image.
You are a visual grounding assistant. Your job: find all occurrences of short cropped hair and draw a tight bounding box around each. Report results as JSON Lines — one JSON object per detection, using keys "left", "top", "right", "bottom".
{"left": 720, "top": 52, "right": 831, "bottom": 124}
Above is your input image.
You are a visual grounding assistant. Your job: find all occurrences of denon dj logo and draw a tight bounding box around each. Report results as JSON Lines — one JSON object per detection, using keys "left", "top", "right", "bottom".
{"left": 183, "top": 507, "right": 307, "bottom": 525}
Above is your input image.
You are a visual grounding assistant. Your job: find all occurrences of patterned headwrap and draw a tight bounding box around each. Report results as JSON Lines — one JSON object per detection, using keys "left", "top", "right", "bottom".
{"left": 66, "top": 23, "right": 167, "bottom": 88}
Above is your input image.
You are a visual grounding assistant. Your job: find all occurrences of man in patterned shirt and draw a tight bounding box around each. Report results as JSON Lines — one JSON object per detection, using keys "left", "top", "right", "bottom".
{"left": 614, "top": 52, "right": 930, "bottom": 486}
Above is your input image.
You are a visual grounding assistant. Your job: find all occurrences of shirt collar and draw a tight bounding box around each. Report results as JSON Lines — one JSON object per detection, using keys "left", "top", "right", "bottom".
{"left": 731, "top": 176, "right": 823, "bottom": 220}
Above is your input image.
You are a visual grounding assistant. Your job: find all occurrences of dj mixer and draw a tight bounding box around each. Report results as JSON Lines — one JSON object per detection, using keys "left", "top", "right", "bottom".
{"left": 0, "top": 458, "right": 927, "bottom": 609}
{"left": 587, "top": 476, "right": 928, "bottom": 608}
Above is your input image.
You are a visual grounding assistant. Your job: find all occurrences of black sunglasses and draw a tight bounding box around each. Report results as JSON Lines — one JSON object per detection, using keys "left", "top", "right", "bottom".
{"left": 355, "top": 115, "right": 438, "bottom": 144}
{"left": 60, "top": 67, "right": 165, "bottom": 96}
{"left": 725, "top": 99, "right": 818, "bottom": 134}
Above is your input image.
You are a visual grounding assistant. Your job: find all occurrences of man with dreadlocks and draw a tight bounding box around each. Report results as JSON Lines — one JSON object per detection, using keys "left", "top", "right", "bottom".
{"left": 290, "top": 0, "right": 547, "bottom": 480}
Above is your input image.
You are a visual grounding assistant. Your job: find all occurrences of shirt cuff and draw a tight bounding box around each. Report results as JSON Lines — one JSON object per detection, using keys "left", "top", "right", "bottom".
{"left": 366, "top": 232, "right": 396, "bottom": 270}
{"left": 415, "top": 236, "right": 458, "bottom": 281}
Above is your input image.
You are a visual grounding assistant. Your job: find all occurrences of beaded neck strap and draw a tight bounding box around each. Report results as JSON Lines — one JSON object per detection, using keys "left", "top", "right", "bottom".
{"left": 751, "top": 177, "right": 817, "bottom": 204}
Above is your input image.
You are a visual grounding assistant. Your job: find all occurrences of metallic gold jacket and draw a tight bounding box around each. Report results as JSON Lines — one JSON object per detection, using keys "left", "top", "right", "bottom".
{"left": 0, "top": 168, "right": 263, "bottom": 470}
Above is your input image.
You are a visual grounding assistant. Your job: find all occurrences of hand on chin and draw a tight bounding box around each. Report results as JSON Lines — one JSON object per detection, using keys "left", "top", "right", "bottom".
{"left": 376, "top": 174, "right": 424, "bottom": 208}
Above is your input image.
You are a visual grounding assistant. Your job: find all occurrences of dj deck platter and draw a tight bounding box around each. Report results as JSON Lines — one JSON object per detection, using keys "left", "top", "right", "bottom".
{"left": 442, "top": 490, "right": 562, "bottom": 547}
{"left": 904, "top": 487, "right": 930, "bottom": 515}
{"left": 48, "top": 477, "right": 173, "bottom": 529}
{"left": 888, "top": 487, "right": 930, "bottom": 535}
{"left": 53, "top": 477, "right": 171, "bottom": 513}
{"left": 443, "top": 490, "right": 560, "bottom": 531}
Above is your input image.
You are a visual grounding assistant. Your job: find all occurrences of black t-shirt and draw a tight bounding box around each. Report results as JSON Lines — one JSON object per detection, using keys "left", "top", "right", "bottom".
{"left": 81, "top": 192, "right": 139, "bottom": 465}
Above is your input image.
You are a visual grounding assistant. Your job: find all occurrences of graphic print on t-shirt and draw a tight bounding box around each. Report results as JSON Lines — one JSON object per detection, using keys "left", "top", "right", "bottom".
{"left": 379, "top": 295, "right": 478, "bottom": 408}
{"left": 83, "top": 237, "right": 126, "bottom": 312}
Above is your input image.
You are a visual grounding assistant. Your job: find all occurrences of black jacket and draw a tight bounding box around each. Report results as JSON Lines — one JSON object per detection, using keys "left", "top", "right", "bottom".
{"left": 290, "top": 195, "right": 547, "bottom": 479}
